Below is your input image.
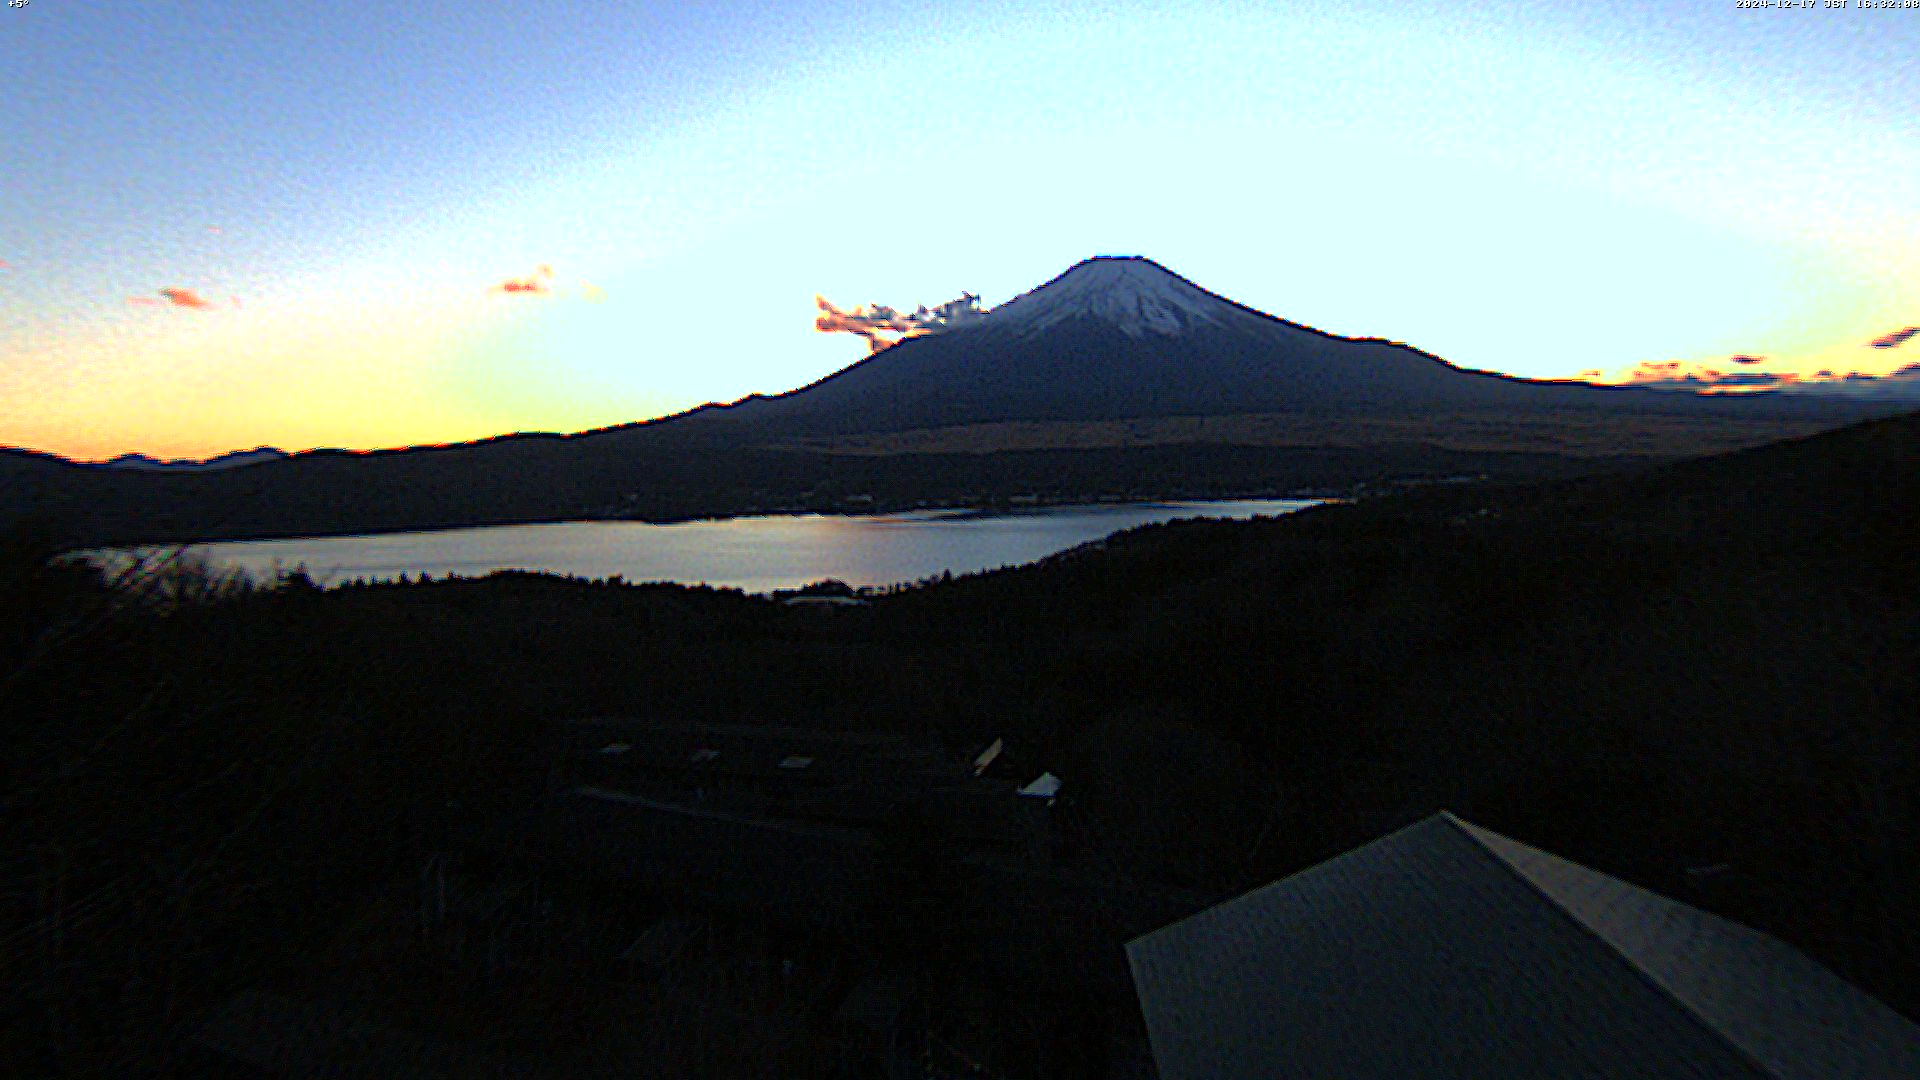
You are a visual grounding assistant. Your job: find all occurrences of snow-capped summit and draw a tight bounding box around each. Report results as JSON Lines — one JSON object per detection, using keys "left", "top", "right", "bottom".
{"left": 978, "top": 256, "right": 1231, "bottom": 339}
{"left": 713, "top": 255, "right": 1701, "bottom": 437}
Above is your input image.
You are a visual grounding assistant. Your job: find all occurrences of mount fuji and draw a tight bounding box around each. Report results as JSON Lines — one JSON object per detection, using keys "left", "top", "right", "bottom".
{"left": 705, "top": 256, "right": 1817, "bottom": 438}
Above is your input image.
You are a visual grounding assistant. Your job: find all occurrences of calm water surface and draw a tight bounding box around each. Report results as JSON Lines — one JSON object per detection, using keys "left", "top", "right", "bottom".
{"left": 184, "top": 500, "right": 1318, "bottom": 593}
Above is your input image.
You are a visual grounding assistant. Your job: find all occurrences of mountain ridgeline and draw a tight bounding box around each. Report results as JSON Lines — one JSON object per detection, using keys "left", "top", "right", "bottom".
{"left": 0, "top": 257, "right": 1888, "bottom": 546}
{"left": 710, "top": 256, "right": 1833, "bottom": 434}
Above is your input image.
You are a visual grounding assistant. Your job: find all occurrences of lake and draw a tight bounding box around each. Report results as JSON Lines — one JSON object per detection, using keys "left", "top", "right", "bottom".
{"left": 177, "top": 499, "right": 1319, "bottom": 594}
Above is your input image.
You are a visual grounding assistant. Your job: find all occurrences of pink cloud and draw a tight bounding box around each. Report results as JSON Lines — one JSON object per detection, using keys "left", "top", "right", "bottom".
{"left": 493, "top": 263, "right": 556, "bottom": 296}
{"left": 1593, "top": 360, "right": 1800, "bottom": 394}
{"left": 1868, "top": 326, "right": 1920, "bottom": 350}
{"left": 127, "top": 286, "right": 232, "bottom": 310}
{"left": 158, "top": 287, "right": 214, "bottom": 309}
{"left": 814, "top": 295, "right": 928, "bottom": 353}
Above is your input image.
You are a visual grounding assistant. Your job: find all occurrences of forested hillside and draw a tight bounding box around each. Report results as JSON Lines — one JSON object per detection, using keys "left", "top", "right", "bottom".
{"left": 3, "top": 412, "right": 1915, "bottom": 1074}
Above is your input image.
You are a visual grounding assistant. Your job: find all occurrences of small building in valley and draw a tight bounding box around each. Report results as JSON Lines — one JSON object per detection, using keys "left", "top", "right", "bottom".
{"left": 555, "top": 716, "right": 1043, "bottom": 843}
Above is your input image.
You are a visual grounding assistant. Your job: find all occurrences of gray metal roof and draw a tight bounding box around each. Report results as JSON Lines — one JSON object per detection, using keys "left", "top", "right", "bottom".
{"left": 1126, "top": 812, "right": 1920, "bottom": 1080}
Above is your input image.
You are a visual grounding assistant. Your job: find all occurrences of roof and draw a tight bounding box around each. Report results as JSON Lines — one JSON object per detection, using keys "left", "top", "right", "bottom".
{"left": 557, "top": 717, "right": 1036, "bottom": 836}
{"left": 1017, "top": 772, "right": 1061, "bottom": 798}
{"left": 1126, "top": 812, "right": 1920, "bottom": 1080}
{"left": 561, "top": 716, "right": 956, "bottom": 787}
{"left": 565, "top": 716, "right": 928, "bottom": 750}
{"left": 972, "top": 736, "right": 1004, "bottom": 774}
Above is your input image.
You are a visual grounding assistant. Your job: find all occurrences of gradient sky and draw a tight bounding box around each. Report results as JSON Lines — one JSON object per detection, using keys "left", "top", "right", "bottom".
{"left": 4, "top": 1, "right": 1917, "bottom": 460}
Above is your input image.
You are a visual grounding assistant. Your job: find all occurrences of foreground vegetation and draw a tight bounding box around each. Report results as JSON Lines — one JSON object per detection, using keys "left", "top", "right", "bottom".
{"left": 2, "top": 411, "right": 1916, "bottom": 1075}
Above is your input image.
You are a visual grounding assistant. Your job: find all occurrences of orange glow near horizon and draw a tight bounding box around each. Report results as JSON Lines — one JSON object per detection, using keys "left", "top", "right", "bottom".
{"left": 12, "top": 287, "right": 1918, "bottom": 462}
{"left": 1578, "top": 327, "right": 1920, "bottom": 393}
{"left": 3, "top": 276, "right": 653, "bottom": 462}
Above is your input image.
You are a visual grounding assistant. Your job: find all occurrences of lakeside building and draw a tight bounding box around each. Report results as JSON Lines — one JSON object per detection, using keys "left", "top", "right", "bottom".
{"left": 1127, "top": 811, "right": 1920, "bottom": 1080}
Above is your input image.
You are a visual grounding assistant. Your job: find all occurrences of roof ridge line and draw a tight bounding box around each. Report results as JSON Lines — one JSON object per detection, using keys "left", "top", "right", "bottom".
{"left": 1440, "top": 813, "right": 1781, "bottom": 1080}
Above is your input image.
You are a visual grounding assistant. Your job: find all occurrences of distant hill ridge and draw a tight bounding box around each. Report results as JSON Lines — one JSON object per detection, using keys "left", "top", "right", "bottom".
{"left": 98, "top": 448, "right": 290, "bottom": 472}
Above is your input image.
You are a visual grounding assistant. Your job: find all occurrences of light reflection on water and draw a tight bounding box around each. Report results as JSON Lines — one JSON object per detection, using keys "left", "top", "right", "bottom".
{"left": 166, "top": 499, "right": 1319, "bottom": 593}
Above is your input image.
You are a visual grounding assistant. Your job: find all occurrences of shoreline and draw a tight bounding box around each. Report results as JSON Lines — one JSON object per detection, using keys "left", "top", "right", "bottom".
{"left": 78, "top": 495, "right": 1338, "bottom": 596}
{"left": 84, "top": 487, "right": 1362, "bottom": 552}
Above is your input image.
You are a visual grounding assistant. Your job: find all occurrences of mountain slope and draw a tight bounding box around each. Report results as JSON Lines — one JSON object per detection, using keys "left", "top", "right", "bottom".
{"left": 712, "top": 257, "right": 1847, "bottom": 437}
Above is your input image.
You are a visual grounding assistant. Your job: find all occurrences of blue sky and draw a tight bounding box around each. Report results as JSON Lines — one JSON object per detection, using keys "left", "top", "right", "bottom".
{"left": 3, "top": 1, "right": 1916, "bottom": 458}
